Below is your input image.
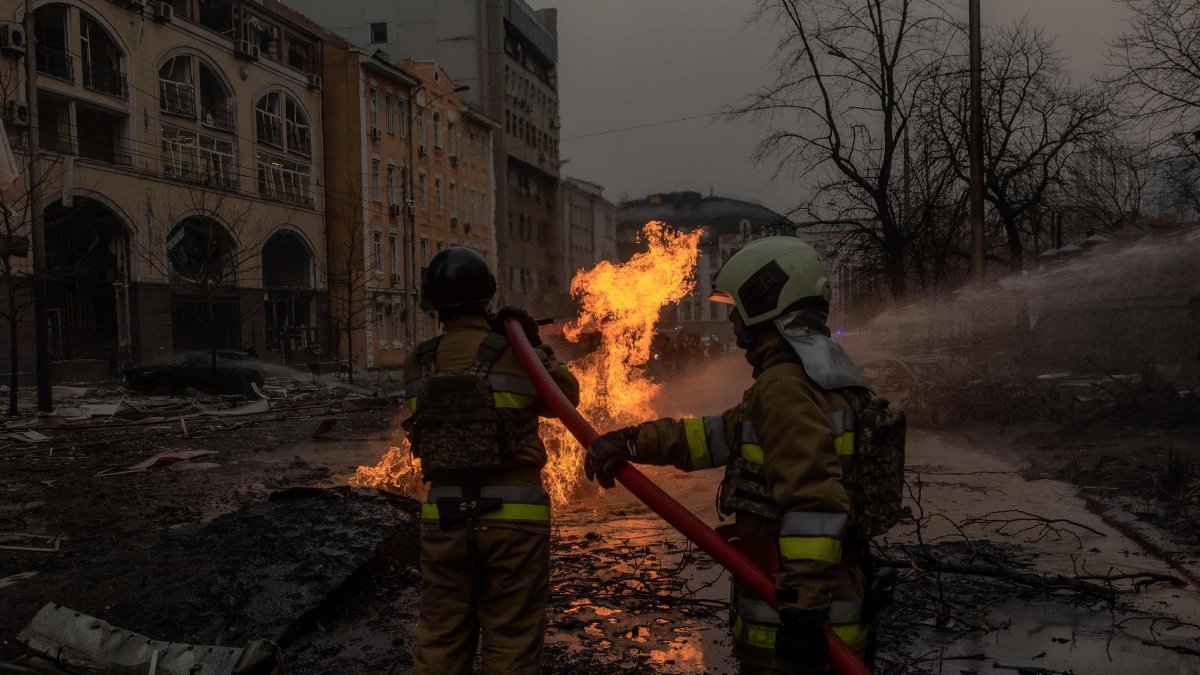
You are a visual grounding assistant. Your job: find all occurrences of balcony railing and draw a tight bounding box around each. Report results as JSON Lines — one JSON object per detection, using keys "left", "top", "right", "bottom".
{"left": 201, "top": 100, "right": 235, "bottom": 131}
{"left": 160, "top": 79, "right": 195, "bottom": 117}
{"left": 35, "top": 44, "right": 73, "bottom": 82}
{"left": 83, "top": 61, "right": 128, "bottom": 99}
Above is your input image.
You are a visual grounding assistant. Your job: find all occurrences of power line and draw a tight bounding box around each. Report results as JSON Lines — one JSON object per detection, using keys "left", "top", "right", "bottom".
{"left": 560, "top": 110, "right": 725, "bottom": 143}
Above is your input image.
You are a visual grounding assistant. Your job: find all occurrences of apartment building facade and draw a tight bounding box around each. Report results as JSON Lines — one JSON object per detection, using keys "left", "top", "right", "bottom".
{"left": 276, "top": 0, "right": 565, "bottom": 316}
{"left": 559, "top": 176, "right": 616, "bottom": 286}
{"left": 0, "top": 0, "right": 328, "bottom": 377}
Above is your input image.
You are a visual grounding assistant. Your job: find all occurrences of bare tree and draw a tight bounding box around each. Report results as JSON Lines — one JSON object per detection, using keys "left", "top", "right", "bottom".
{"left": 135, "top": 184, "right": 281, "bottom": 376}
{"left": 738, "top": 0, "right": 955, "bottom": 303}
{"left": 1110, "top": 0, "right": 1200, "bottom": 130}
{"left": 322, "top": 209, "right": 372, "bottom": 384}
{"left": 1063, "top": 137, "right": 1153, "bottom": 232}
{"left": 923, "top": 21, "right": 1113, "bottom": 269}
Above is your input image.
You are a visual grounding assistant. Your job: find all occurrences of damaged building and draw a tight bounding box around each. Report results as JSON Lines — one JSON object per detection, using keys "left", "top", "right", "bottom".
{"left": 0, "top": 0, "right": 331, "bottom": 380}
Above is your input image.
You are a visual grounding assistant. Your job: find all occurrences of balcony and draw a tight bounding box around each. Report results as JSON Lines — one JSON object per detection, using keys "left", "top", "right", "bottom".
{"left": 160, "top": 79, "right": 195, "bottom": 117}
{"left": 35, "top": 44, "right": 73, "bottom": 82}
{"left": 83, "top": 61, "right": 128, "bottom": 99}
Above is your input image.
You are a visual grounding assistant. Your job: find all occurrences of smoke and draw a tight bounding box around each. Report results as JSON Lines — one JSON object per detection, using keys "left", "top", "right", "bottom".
{"left": 650, "top": 352, "right": 753, "bottom": 419}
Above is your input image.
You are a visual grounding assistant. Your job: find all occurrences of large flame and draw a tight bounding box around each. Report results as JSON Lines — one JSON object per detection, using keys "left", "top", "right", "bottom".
{"left": 351, "top": 221, "right": 703, "bottom": 506}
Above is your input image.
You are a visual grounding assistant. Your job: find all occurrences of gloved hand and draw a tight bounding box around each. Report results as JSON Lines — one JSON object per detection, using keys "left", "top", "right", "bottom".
{"left": 775, "top": 609, "right": 830, "bottom": 669}
{"left": 585, "top": 426, "right": 638, "bottom": 489}
{"left": 494, "top": 306, "right": 542, "bottom": 346}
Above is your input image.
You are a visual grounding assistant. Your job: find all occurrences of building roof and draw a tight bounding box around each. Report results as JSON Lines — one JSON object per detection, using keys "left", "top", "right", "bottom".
{"left": 617, "top": 191, "right": 794, "bottom": 238}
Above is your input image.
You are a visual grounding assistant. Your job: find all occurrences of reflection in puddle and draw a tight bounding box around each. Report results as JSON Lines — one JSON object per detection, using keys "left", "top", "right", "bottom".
{"left": 913, "top": 600, "right": 1200, "bottom": 674}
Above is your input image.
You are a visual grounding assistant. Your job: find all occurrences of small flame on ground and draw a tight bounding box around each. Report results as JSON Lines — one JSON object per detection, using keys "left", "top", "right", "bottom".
{"left": 350, "top": 221, "right": 703, "bottom": 506}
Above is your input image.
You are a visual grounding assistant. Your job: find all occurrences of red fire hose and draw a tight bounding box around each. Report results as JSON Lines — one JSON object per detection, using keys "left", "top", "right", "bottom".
{"left": 504, "top": 318, "right": 870, "bottom": 675}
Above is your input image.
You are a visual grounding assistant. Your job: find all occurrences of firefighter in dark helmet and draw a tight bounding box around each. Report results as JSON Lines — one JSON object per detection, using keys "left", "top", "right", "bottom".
{"left": 587, "top": 237, "right": 905, "bottom": 674}
{"left": 405, "top": 247, "right": 579, "bottom": 674}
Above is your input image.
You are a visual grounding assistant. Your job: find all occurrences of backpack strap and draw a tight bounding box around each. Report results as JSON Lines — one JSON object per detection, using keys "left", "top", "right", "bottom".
{"left": 414, "top": 336, "right": 444, "bottom": 377}
{"left": 472, "top": 334, "right": 509, "bottom": 373}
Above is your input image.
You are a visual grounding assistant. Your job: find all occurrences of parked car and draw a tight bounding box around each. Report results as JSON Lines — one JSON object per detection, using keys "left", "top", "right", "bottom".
{"left": 125, "top": 350, "right": 264, "bottom": 395}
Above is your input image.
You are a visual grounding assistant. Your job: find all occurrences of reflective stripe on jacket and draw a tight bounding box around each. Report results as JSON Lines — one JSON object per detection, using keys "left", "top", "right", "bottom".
{"left": 627, "top": 330, "right": 864, "bottom": 622}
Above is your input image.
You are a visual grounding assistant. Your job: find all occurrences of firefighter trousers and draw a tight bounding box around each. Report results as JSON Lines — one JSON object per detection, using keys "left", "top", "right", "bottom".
{"left": 413, "top": 523, "right": 550, "bottom": 675}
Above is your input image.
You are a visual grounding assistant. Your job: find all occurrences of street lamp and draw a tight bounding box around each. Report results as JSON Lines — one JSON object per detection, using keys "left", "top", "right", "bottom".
{"left": 405, "top": 83, "right": 470, "bottom": 348}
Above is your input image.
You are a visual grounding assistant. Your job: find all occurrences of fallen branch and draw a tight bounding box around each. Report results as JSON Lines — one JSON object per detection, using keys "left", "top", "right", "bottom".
{"left": 877, "top": 555, "right": 1118, "bottom": 598}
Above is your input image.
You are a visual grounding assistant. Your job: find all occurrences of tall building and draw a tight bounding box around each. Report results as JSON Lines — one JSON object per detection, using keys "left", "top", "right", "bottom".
{"left": 0, "top": 0, "right": 328, "bottom": 379}
{"left": 560, "top": 177, "right": 617, "bottom": 285}
{"left": 307, "top": 8, "right": 499, "bottom": 374}
{"left": 318, "top": 38, "right": 420, "bottom": 373}
{"left": 277, "top": 0, "right": 565, "bottom": 315}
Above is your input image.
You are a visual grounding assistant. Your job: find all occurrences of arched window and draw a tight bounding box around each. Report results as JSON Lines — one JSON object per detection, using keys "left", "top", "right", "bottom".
{"left": 255, "top": 91, "right": 282, "bottom": 147}
{"left": 80, "top": 15, "right": 125, "bottom": 97}
{"left": 285, "top": 96, "right": 311, "bottom": 155}
{"left": 159, "top": 55, "right": 194, "bottom": 116}
{"left": 199, "top": 63, "right": 233, "bottom": 131}
{"left": 167, "top": 216, "right": 236, "bottom": 285}
{"left": 255, "top": 91, "right": 312, "bottom": 205}
{"left": 432, "top": 109, "right": 443, "bottom": 149}
{"left": 255, "top": 90, "right": 309, "bottom": 155}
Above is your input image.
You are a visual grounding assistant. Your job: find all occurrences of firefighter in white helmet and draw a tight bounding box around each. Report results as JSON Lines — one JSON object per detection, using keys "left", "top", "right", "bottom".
{"left": 587, "top": 237, "right": 889, "bottom": 673}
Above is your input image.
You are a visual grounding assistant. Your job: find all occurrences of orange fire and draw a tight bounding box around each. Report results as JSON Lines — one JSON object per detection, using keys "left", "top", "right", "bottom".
{"left": 350, "top": 221, "right": 703, "bottom": 506}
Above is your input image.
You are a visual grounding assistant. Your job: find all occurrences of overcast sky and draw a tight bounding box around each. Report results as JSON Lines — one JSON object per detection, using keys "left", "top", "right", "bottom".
{"left": 529, "top": 0, "right": 1131, "bottom": 214}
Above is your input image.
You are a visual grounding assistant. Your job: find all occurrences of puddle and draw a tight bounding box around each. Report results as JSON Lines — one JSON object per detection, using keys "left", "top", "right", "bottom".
{"left": 908, "top": 599, "right": 1200, "bottom": 674}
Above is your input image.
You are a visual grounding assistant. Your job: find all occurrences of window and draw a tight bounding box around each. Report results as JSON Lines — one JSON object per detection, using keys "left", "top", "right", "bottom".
{"left": 80, "top": 15, "right": 125, "bottom": 98}
{"left": 198, "top": 63, "right": 233, "bottom": 131}
{"left": 376, "top": 303, "right": 387, "bottom": 346}
{"left": 256, "top": 152, "right": 311, "bottom": 205}
{"left": 255, "top": 92, "right": 282, "bottom": 147}
{"left": 417, "top": 108, "right": 425, "bottom": 146}
{"left": 373, "top": 231, "right": 383, "bottom": 272}
{"left": 448, "top": 120, "right": 456, "bottom": 155}
{"left": 257, "top": 91, "right": 311, "bottom": 155}
{"left": 159, "top": 56, "right": 194, "bottom": 117}
{"left": 399, "top": 98, "right": 409, "bottom": 137}
{"left": 385, "top": 92, "right": 394, "bottom": 133}
{"left": 369, "top": 86, "right": 378, "bottom": 128}
{"left": 418, "top": 170, "right": 428, "bottom": 209}
{"left": 285, "top": 35, "right": 314, "bottom": 72}
{"left": 433, "top": 110, "right": 443, "bottom": 149}
{"left": 449, "top": 182, "right": 457, "bottom": 219}
{"left": 161, "top": 124, "right": 233, "bottom": 187}
{"left": 434, "top": 176, "right": 443, "bottom": 213}
{"left": 386, "top": 164, "right": 396, "bottom": 204}
{"left": 391, "top": 308, "right": 400, "bottom": 347}
{"left": 370, "top": 22, "right": 387, "bottom": 44}
{"left": 388, "top": 233, "right": 399, "bottom": 277}
{"left": 421, "top": 237, "right": 429, "bottom": 267}
{"left": 371, "top": 159, "right": 381, "bottom": 201}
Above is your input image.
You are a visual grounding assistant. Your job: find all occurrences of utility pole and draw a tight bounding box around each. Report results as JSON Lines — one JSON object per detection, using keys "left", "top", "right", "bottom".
{"left": 968, "top": 0, "right": 986, "bottom": 286}
{"left": 24, "top": 0, "right": 52, "bottom": 412}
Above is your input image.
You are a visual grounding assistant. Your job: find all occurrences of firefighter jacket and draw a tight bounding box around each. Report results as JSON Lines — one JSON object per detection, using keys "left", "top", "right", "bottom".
{"left": 628, "top": 328, "right": 867, "bottom": 651}
{"left": 403, "top": 314, "right": 580, "bottom": 532}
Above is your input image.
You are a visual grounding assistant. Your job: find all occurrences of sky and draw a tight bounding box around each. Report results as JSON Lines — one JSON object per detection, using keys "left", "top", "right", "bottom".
{"left": 528, "top": 0, "right": 1131, "bottom": 215}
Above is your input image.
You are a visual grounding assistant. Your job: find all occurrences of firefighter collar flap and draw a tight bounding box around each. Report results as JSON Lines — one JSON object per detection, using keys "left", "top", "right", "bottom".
{"left": 772, "top": 310, "right": 870, "bottom": 391}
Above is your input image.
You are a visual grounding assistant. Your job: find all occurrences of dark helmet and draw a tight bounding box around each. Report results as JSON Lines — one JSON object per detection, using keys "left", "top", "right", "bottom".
{"left": 421, "top": 246, "right": 497, "bottom": 311}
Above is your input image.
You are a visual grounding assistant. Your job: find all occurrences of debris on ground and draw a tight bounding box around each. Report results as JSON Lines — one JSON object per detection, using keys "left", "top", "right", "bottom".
{"left": 10, "top": 603, "right": 282, "bottom": 675}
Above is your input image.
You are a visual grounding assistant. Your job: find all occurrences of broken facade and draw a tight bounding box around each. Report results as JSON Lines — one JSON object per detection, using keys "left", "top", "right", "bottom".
{"left": 0, "top": 0, "right": 331, "bottom": 378}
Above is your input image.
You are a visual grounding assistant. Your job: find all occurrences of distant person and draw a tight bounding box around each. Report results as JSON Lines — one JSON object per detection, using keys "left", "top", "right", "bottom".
{"left": 243, "top": 344, "right": 258, "bottom": 360}
{"left": 305, "top": 342, "right": 322, "bottom": 382}
{"left": 404, "top": 246, "right": 579, "bottom": 675}
{"left": 586, "top": 238, "right": 906, "bottom": 674}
